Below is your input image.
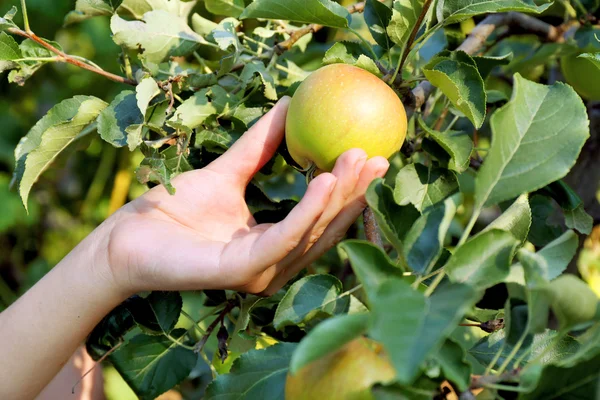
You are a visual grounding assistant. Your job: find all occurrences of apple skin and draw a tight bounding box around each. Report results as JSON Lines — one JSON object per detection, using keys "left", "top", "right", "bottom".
{"left": 285, "top": 64, "right": 408, "bottom": 172}
{"left": 285, "top": 337, "right": 396, "bottom": 400}
{"left": 562, "top": 53, "right": 600, "bottom": 101}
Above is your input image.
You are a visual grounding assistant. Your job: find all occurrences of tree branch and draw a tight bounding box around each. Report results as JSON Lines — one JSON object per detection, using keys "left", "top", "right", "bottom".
{"left": 408, "top": 12, "right": 565, "bottom": 115}
{"left": 274, "top": 1, "right": 369, "bottom": 54}
{"left": 394, "top": 0, "right": 435, "bottom": 80}
{"left": 7, "top": 28, "right": 136, "bottom": 86}
{"left": 363, "top": 207, "right": 383, "bottom": 248}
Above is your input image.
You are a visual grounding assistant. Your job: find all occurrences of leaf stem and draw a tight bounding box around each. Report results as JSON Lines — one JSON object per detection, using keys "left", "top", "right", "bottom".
{"left": 348, "top": 27, "right": 379, "bottom": 60}
{"left": 164, "top": 332, "right": 196, "bottom": 351}
{"left": 496, "top": 330, "right": 528, "bottom": 374}
{"left": 424, "top": 270, "right": 445, "bottom": 296}
{"left": 12, "top": 57, "right": 59, "bottom": 62}
{"left": 20, "top": 0, "right": 31, "bottom": 33}
{"left": 240, "top": 33, "right": 274, "bottom": 51}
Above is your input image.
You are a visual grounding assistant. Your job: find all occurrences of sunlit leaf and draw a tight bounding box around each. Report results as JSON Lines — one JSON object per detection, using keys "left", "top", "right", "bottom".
{"left": 273, "top": 274, "right": 348, "bottom": 330}
{"left": 111, "top": 10, "right": 209, "bottom": 64}
{"left": 437, "top": 0, "right": 550, "bottom": 24}
{"left": 240, "top": 0, "right": 350, "bottom": 28}
{"left": 474, "top": 75, "right": 589, "bottom": 209}
{"left": 13, "top": 96, "right": 107, "bottom": 210}
{"left": 394, "top": 163, "right": 458, "bottom": 213}
{"left": 445, "top": 229, "right": 519, "bottom": 289}
{"left": 110, "top": 329, "right": 196, "bottom": 400}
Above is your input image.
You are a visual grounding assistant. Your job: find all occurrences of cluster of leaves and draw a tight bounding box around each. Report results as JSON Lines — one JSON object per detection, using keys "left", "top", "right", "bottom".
{"left": 3, "top": 0, "right": 600, "bottom": 399}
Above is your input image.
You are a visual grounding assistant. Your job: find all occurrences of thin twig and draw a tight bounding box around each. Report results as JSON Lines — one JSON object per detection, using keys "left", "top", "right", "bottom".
{"left": 395, "top": 0, "right": 434, "bottom": 82}
{"left": 194, "top": 301, "right": 237, "bottom": 354}
{"left": 7, "top": 28, "right": 136, "bottom": 86}
{"left": 19, "top": 0, "right": 31, "bottom": 33}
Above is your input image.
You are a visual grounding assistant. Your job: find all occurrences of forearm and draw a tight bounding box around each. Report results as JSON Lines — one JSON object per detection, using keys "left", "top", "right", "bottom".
{"left": 0, "top": 217, "right": 129, "bottom": 399}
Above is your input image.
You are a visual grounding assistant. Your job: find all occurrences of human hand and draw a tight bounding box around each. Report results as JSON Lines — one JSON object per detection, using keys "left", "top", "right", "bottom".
{"left": 105, "top": 96, "right": 390, "bottom": 296}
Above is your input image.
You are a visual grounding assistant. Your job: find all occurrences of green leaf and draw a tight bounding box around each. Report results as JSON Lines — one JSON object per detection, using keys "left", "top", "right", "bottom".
{"left": 364, "top": 0, "right": 393, "bottom": 49}
{"left": 543, "top": 274, "right": 600, "bottom": 331}
{"left": 119, "top": 0, "right": 197, "bottom": 19}
{"left": 111, "top": 10, "right": 209, "bottom": 64}
{"left": 417, "top": 116, "right": 473, "bottom": 172}
{"left": 387, "top": 0, "right": 424, "bottom": 47}
{"left": 338, "top": 240, "right": 405, "bottom": 301}
{"left": 191, "top": 12, "right": 219, "bottom": 36}
{"left": 136, "top": 156, "right": 175, "bottom": 194}
{"left": 579, "top": 52, "right": 600, "bottom": 70}
{"left": 13, "top": 96, "right": 107, "bottom": 210}
{"left": 564, "top": 204, "right": 593, "bottom": 235}
{"left": 136, "top": 77, "right": 160, "bottom": 118}
{"left": 520, "top": 353, "right": 600, "bottom": 399}
{"left": 445, "top": 229, "right": 519, "bottom": 290}
{"left": 110, "top": 329, "right": 196, "bottom": 400}
{"left": 516, "top": 249, "right": 552, "bottom": 333}
{"left": 169, "top": 89, "right": 217, "bottom": 129}
{"left": 64, "top": 0, "right": 121, "bottom": 25}
{"left": 437, "top": 0, "right": 550, "bottom": 24}
{"left": 0, "top": 32, "right": 21, "bottom": 72}
{"left": 469, "top": 329, "right": 579, "bottom": 370}
{"left": 6, "top": 38, "right": 62, "bottom": 85}
{"left": 508, "top": 230, "right": 579, "bottom": 286}
{"left": 273, "top": 274, "right": 348, "bottom": 330}
{"left": 0, "top": 6, "right": 18, "bottom": 31}
{"left": 206, "top": 0, "right": 245, "bottom": 17}
{"left": 240, "top": 61, "right": 277, "bottom": 100}
{"left": 98, "top": 91, "right": 144, "bottom": 148}
{"left": 125, "top": 291, "right": 182, "bottom": 335}
{"left": 205, "top": 342, "right": 296, "bottom": 400}
{"left": 423, "top": 51, "right": 486, "bottom": 128}
{"left": 481, "top": 194, "right": 531, "bottom": 243}
{"left": 86, "top": 298, "right": 136, "bottom": 360}
{"left": 394, "top": 163, "right": 458, "bottom": 213}
{"left": 434, "top": 339, "right": 471, "bottom": 392}
{"left": 474, "top": 75, "right": 589, "bottom": 209}
{"left": 290, "top": 313, "right": 369, "bottom": 374}
{"left": 472, "top": 53, "right": 512, "bottom": 79}
{"left": 211, "top": 18, "right": 242, "bottom": 52}
{"left": 403, "top": 195, "right": 459, "bottom": 274}
{"left": 322, "top": 43, "right": 382, "bottom": 77}
{"left": 240, "top": 0, "right": 350, "bottom": 28}
{"left": 370, "top": 278, "right": 479, "bottom": 383}
{"left": 365, "top": 178, "right": 420, "bottom": 254}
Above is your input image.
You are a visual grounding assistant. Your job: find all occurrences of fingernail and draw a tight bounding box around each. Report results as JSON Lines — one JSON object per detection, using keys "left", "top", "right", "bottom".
{"left": 355, "top": 156, "right": 367, "bottom": 176}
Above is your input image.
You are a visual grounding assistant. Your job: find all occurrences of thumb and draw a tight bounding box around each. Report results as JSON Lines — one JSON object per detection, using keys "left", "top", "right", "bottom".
{"left": 207, "top": 96, "right": 291, "bottom": 185}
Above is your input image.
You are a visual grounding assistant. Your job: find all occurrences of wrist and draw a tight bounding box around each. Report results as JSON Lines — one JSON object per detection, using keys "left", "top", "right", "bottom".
{"left": 78, "top": 210, "right": 136, "bottom": 301}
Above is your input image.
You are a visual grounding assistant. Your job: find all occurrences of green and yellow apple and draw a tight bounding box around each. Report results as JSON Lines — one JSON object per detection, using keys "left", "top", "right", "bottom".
{"left": 285, "top": 337, "right": 396, "bottom": 400}
{"left": 285, "top": 64, "right": 407, "bottom": 172}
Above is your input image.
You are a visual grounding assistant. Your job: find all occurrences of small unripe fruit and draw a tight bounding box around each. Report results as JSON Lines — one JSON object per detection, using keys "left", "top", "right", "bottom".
{"left": 285, "top": 337, "right": 396, "bottom": 400}
{"left": 285, "top": 64, "right": 408, "bottom": 172}
{"left": 562, "top": 52, "right": 600, "bottom": 101}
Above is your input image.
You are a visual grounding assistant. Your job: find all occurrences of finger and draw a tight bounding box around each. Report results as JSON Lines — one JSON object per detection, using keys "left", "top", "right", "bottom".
{"left": 207, "top": 96, "right": 291, "bottom": 185}
{"left": 271, "top": 148, "right": 367, "bottom": 271}
{"left": 260, "top": 157, "right": 389, "bottom": 295}
{"left": 248, "top": 172, "right": 337, "bottom": 272}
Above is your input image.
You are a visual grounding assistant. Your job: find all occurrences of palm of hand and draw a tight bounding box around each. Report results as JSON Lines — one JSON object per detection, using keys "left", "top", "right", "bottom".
{"left": 107, "top": 97, "right": 389, "bottom": 295}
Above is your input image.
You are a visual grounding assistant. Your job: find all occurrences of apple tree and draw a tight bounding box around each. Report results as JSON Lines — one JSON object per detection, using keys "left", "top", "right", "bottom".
{"left": 2, "top": 0, "right": 600, "bottom": 398}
